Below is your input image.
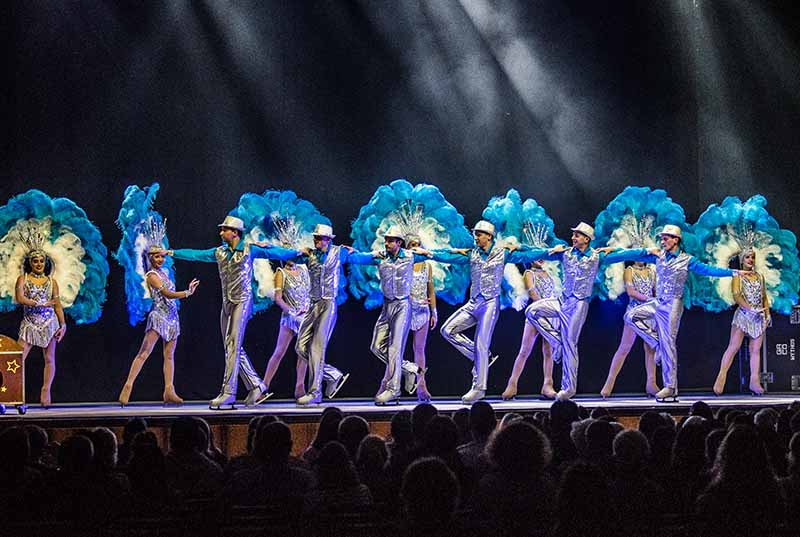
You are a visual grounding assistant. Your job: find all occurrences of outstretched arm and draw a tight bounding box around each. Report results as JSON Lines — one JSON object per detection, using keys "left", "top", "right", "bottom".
{"left": 345, "top": 249, "right": 380, "bottom": 265}
{"left": 506, "top": 246, "right": 557, "bottom": 264}
{"left": 428, "top": 248, "right": 471, "bottom": 265}
{"left": 688, "top": 257, "right": 734, "bottom": 278}
{"left": 250, "top": 244, "right": 302, "bottom": 262}
{"left": 169, "top": 248, "right": 217, "bottom": 263}
{"left": 600, "top": 247, "right": 654, "bottom": 266}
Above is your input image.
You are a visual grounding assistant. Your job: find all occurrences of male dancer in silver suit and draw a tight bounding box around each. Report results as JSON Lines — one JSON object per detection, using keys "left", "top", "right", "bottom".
{"left": 348, "top": 226, "right": 431, "bottom": 405}
{"left": 623, "top": 224, "right": 739, "bottom": 401}
{"left": 169, "top": 216, "right": 299, "bottom": 409}
{"left": 524, "top": 222, "right": 643, "bottom": 401}
{"left": 429, "top": 220, "right": 543, "bottom": 404}
{"left": 294, "top": 224, "right": 355, "bottom": 406}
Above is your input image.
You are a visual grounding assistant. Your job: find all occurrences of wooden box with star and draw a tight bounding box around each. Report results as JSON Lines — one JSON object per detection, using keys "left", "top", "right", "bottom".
{"left": 0, "top": 335, "right": 24, "bottom": 405}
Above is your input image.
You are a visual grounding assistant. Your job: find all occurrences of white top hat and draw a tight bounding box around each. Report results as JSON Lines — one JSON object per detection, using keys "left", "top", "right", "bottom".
{"left": 218, "top": 215, "right": 245, "bottom": 232}
{"left": 472, "top": 220, "right": 496, "bottom": 236}
{"left": 384, "top": 226, "right": 405, "bottom": 241}
{"left": 658, "top": 224, "right": 682, "bottom": 238}
{"left": 570, "top": 222, "right": 595, "bottom": 241}
{"left": 312, "top": 223, "right": 335, "bottom": 238}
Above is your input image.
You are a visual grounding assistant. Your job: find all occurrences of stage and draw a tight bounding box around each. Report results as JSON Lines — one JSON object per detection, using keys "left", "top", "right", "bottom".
{"left": 1, "top": 392, "right": 799, "bottom": 420}
{"left": 1, "top": 392, "right": 797, "bottom": 458}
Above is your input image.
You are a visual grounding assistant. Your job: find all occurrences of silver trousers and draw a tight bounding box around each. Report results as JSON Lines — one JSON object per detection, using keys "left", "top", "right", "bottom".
{"left": 525, "top": 296, "right": 588, "bottom": 395}
{"left": 370, "top": 298, "right": 412, "bottom": 393}
{"left": 625, "top": 298, "right": 683, "bottom": 390}
{"left": 296, "top": 298, "right": 339, "bottom": 398}
{"left": 219, "top": 299, "right": 260, "bottom": 396}
{"left": 440, "top": 296, "right": 499, "bottom": 391}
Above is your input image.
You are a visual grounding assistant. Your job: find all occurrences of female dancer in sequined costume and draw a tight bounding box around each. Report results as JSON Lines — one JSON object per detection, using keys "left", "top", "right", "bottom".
{"left": 712, "top": 249, "right": 770, "bottom": 395}
{"left": 261, "top": 260, "right": 312, "bottom": 399}
{"left": 600, "top": 262, "right": 659, "bottom": 398}
{"left": 502, "top": 260, "right": 558, "bottom": 400}
{"left": 15, "top": 252, "right": 66, "bottom": 408}
{"left": 406, "top": 235, "right": 437, "bottom": 402}
{"left": 118, "top": 247, "right": 199, "bottom": 406}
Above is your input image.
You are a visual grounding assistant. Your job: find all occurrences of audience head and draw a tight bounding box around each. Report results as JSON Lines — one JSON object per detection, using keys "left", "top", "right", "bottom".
{"left": 570, "top": 418, "right": 596, "bottom": 457}
{"left": 753, "top": 408, "right": 778, "bottom": 431}
{"left": 246, "top": 415, "right": 273, "bottom": 453}
{"left": 401, "top": 457, "right": 460, "bottom": 528}
{"left": 390, "top": 410, "right": 413, "bottom": 447}
{"left": 585, "top": 420, "right": 615, "bottom": 462}
{"left": 673, "top": 416, "right": 709, "bottom": 469}
{"left": 554, "top": 461, "right": 614, "bottom": 533}
{"left": 690, "top": 401, "right": 714, "bottom": 422}
{"left": 638, "top": 411, "right": 665, "bottom": 442}
{"left": 499, "top": 412, "right": 523, "bottom": 429}
{"left": 133, "top": 431, "right": 159, "bottom": 450}
{"left": 24, "top": 425, "right": 48, "bottom": 461}
{"left": 122, "top": 417, "right": 148, "bottom": 445}
{"left": 613, "top": 429, "right": 650, "bottom": 472}
{"left": 723, "top": 410, "right": 746, "bottom": 429}
{"left": 452, "top": 407, "right": 471, "bottom": 444}
{"left": 59, "top": 434, "right": 95, "bottom": 474}
{"left": 713, "top": 425, "right": 772, "bottom": 484}
{"left": 488, "top": 421, "right": 552, "bottom": 480}
{"left": 315, "top": 441, "right": 360, "bottom": 489}
{"left": 313, "top": 408, "right": 343, "bottom": 450}
{"left": 169, "top": 417, "right": 201, "bottom": 453}
{"left": 356, "top": 434, "right": 388, "bottom": 473}
{"left": 338, "top": 415, "right": 370, "bottom": 460}
{"left": 468, "top": 401, "right": 496, "bottom": 440}
{"left": 128, "top": 440, "right": 167, "bottom": 495}
{"left": 550, "top": 399, "right": 580, "bottom": 430}
{"left": 423, "top": 415, "right": 460, "bottom": 459}
{"left": 412, "top": 403, "right": 438, "bottom": 443}
{"left": 254, "top": 420, "right": 292, "bottom": 465}
{"left": 590, "top": 407, "right": 611, "bottom": 420}
{"left": 650, "top": 425, "right": 677, "bottom": 465}
{"left": 90, "top": 427, "right": 119, "bottom": 471}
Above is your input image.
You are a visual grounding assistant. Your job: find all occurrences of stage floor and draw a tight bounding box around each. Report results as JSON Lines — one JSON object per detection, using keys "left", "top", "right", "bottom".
{"left": 2, "top": 392, "right": 798, "bottom": 422}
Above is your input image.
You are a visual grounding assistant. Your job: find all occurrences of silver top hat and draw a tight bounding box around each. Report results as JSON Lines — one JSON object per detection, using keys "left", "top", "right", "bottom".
{"left": 570, "top": 222, "right": 595, "bottom": 241}
{"left": 312, "top": 223, "right": 335, "bottom": 238}
{"left": 218, "top": 215, "right": 245, "bottom": 232}
{"left": 658, "top": 224, "right": 682, "bottom": 239}
{"left": 472, "top": 220, "right": 496, "bottom": 236}
{"left": 384, "top": 225, "right": 405, "bottom": 241}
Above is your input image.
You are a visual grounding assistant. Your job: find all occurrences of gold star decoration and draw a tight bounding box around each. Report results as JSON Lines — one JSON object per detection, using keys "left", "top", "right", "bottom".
{"left": 6, "top": 359, "right": 20, "bottom": 374}
{"left": 0, "top": 386, "right": 6, "bottom": 392}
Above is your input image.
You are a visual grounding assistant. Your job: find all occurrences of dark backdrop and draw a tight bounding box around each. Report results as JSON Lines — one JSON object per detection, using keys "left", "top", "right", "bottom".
{"left": 5, "top": 0, "right": 800, "bottom": 402}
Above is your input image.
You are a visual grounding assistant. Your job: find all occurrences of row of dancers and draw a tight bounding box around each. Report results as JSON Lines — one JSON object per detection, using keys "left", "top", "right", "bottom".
{"left": 14, "top": 214, "right": 769, "bottom": 408}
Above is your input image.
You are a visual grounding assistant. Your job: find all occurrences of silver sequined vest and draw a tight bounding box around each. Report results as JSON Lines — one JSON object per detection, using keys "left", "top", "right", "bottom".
{"left": 215, "top": 243, "right": 253, "bottom": 304}
{"left": 561, "top": 248, "right": 600, "bottom": 299}
{"left": 469, "top": 244, "right": 506, "bottom": 299}
{"left": 378, "top": 249, "right": 414, "bottom": 300}
{"left": 655, "top": 252, "right": 691, "bottom": 302}
{"left": 308, "top": 244, "right": 341, "bottom": 301}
